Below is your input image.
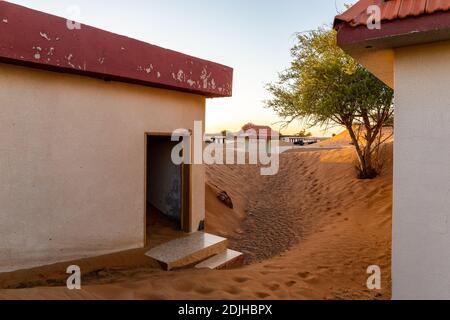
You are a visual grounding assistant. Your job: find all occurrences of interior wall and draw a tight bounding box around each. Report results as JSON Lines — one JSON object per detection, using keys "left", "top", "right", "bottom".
{"left": 147, "top": 137, "right": 181, "bottom": 222}
{"left": 0, "top": 63, "right": 206, "bottom": 273}
{"left": 393, "top": 41, "right": 450, "bottom": 299}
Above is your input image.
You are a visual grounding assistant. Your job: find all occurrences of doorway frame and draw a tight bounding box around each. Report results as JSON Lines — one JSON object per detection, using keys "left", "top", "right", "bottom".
{"left": 144, "top": 132, "right": 192, "bottom": 245}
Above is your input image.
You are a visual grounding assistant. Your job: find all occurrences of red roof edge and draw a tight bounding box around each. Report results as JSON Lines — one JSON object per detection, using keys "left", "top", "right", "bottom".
{"left": 0, "top": 1, "right": 233, "bottom": 98}
{"left": 334, "top": 0, "right": 450, "bottom": 28}
{"left": 333, "top": 0, "right": 378, "bottom": 29}
{"left": 335, "top": 10, "right": 450, "bottom": 51}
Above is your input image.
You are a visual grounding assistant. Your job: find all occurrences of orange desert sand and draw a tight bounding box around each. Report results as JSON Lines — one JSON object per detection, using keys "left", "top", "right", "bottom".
{"left": 0, "top": 132, "right": 393, "bottom": 300}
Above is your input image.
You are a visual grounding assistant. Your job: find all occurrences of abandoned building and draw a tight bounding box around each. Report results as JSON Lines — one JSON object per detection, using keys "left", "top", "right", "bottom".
{"left": 335, "top": 0, "right": 450, "bottom": 300}
{"left": 0, "top": 1, "right": 233, "bottom": 272}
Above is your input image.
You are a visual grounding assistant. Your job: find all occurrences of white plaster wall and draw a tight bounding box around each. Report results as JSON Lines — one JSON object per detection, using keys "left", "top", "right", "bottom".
{"left": 0, "top": 63, "right": 206, "bottom": 272}
{"left": 393, "top": 41, "right": 450, "bottom": 299}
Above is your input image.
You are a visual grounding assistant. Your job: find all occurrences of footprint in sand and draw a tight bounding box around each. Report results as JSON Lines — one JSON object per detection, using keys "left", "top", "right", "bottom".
{"left": 194, "top": 285, "right": 215, "bottom": 295}
{"left": 135, "top": 292, "right": 168, "bottom": 300}
{"left": 255, "top": 292, "right": 271, "bottom": 299}
{"left": 297, "top": 271, "right": 311, "bottom": 279}
{"left": 285, "top": 281, "right": 297, "bottom": 288}
{"left": 264, "top": 282, "right": 281, "bottom": 291}
{"left": 233, "top": 276, "right": 251, "bottom": 284}
{"left": 297, "top": 272, "right": 319, "bottom": 284}
{"left": 317, "top": 265, "right": 331, "bottom": 271}
{"left": 225, "top": 286, "right": 243, "bottom": 295}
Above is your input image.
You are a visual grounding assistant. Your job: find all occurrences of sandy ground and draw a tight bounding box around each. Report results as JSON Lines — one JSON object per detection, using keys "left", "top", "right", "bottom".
{"left": 0, "top": 135, "right": 393, "bottom": 300}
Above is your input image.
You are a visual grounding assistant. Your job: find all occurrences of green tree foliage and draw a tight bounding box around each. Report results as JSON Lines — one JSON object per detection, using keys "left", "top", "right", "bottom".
{"left": 297, "top": 129, "right": 312, "bottom": 138}
{"left": 266, "top": 28, "right": 394, "bottom": 179}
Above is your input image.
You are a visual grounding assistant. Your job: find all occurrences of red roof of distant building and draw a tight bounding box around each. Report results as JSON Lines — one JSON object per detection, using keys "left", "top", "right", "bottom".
{"left": 334, "top": 0, "right": 450, "bottom": 28}
{"left": 241, "top": 124, "right": 276, "bottom": 139}
{"left": 0, "top": 1, "right": 233, "bottom": 98}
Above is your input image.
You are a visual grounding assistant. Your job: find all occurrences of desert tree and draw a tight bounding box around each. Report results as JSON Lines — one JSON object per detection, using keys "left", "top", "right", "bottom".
{"left": 266, "top": 28, "right": 394, "bottom": 179}
{"left": 297, "top": 129, "right": 312, "bottom": 138}
{"left": 221, "top": 130, "right": 228, "bottom": 138}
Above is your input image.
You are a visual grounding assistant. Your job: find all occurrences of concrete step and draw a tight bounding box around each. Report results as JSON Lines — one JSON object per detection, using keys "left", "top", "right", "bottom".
{"left": 195, "top": 249, "right": 244, "bottom": 270}
{"left": 145, "top": 232, "right": 228, "bottom": 271}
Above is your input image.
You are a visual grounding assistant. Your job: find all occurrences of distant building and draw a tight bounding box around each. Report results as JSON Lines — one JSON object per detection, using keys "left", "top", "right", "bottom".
{"left": 281, "top": 136, "right": 328, "bottom": 145}
{"left": 240, "top": 123, "right": 277, "bottom": 140}
{"left": 205, "top": 134, "right": 227, "bottom": 144}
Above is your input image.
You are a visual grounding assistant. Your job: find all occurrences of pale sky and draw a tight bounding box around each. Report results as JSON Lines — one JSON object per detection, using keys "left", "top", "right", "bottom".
{"left": 8, "top": 0, "right": 356, "bottom": 136}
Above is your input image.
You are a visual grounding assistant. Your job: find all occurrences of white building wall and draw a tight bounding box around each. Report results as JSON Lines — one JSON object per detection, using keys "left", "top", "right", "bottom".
{"left": 0, "top": 63, "right": 206, "bottom": 272}
{"left": 393, "top": 41, "right": 450, "bottom": 299}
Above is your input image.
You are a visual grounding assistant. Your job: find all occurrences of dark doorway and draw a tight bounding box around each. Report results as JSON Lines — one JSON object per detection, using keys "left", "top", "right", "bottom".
{"left": 145, "top": 134, "right": 190, "bottom": 241}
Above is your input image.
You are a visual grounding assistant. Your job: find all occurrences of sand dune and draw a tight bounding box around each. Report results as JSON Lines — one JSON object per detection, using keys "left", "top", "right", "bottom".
{"left": 318, "top": 127, "right": 394, "bottom": 149}
{"left": 0, "top": 139, "right": 393, "bottom": 300}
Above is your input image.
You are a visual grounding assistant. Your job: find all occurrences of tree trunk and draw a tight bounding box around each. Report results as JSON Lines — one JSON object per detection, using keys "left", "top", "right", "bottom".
{"left": 346, "top": 125, "right": 378, "bottom": 179}
{"left": 361, "top": 146, "right": 377, "bottom": 179}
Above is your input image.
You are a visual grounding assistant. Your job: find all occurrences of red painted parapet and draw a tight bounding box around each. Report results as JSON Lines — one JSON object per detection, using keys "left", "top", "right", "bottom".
{"left": 0, "top": 1, "right": 233, "bottom": 98}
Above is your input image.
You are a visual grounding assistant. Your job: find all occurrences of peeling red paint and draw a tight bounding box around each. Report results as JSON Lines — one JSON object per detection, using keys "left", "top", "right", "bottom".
{"left": 0, "top": 1, "right": 233, "bottom": 98}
